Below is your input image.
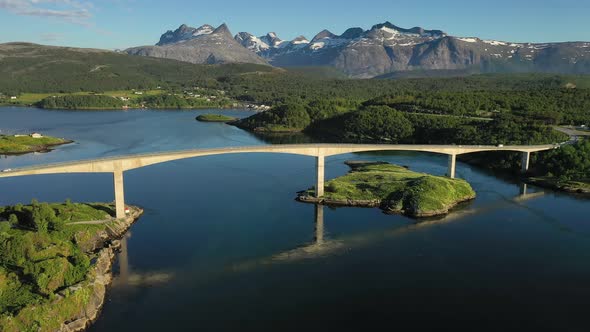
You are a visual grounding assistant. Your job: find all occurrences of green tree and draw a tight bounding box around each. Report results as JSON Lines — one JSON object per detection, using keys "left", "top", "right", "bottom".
{"left": 343, "top": 106, "right": 414, "bottom": 142}
{"left": 8, "top": 214, "right": 18, "bottom": 225}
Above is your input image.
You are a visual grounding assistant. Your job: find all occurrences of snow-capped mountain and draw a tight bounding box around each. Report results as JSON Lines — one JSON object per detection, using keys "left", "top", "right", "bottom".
{"left": 260, "top": 32, "right": 287, "bottom": 49}
{"left": 234, "top": 32, "right": 271, "bottom": 54}
{"left": 127, "top": 23, "right": 267, "bottom": 65}
{"left": 156, "top": 24, "right": 214, "bottom": 46}
{"left": 129, "top": 21, "right": 590, "bottom": 77}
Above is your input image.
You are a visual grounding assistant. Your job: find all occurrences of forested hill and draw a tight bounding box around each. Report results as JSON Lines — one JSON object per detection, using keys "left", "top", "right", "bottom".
{"left": 0, "top": 43, "right": 276, "bottom": 94}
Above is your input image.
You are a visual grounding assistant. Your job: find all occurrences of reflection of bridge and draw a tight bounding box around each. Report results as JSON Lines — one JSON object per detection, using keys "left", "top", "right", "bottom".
{"left": 0, "top": 144, "right": 556, "bottom": 218}
{"left": 234, "top": 185, "right": 547, "bottom": 267}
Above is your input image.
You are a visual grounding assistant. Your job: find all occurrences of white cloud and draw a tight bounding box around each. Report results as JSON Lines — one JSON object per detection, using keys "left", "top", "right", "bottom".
{"left": 0, "top": 0, "right": 93, "bottom": 24}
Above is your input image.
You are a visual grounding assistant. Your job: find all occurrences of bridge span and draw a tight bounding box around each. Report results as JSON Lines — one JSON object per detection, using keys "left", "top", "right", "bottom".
{"left": 0, "top": 143, "right": 557, "bottom": 219}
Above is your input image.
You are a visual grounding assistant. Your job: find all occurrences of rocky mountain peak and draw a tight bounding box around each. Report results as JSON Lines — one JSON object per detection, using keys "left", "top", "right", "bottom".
{"left": 340, "top": 27, "right": 365, "bottom": 39}
{"left": 370, "top": 21, "right": 446, "bottom": 37}
{"left": 291, "top": 35, "right": 309, "bottom": 44}
{"left": 156, "top": 23, "right": 215, "bottom": 46}
{"left": 134, "top": 20, "right": 590, "bottom": 78}
{"left": 235, "top": 32, "right": 254, "bottom": 41}
{"left": 312, "top": 29, "right": 337, "bottom": 42}
{"left": 235, "top": 32, "right": 270, "bottom": 52}
{"left": 260, "top": 32, "right": 285, "bottom": 48}
{"left": 212, "top": 23, "right": 232, "bottom": 37}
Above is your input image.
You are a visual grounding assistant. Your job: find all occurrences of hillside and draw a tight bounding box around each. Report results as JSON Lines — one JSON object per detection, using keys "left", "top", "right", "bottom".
{"left": 0, "top": 43, "right": 275, "bottom": 94}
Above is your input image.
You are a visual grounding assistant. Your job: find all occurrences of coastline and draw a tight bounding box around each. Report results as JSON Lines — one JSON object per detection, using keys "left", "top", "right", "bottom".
{"left": 0, "top": 103, "right": 251, "bottom": 111}
{"left": 297, "top": 194, "right": 476, "bottom": 218}
{"left": 0, "top": 206, "right": 144, "bottom": 332}
{"left": 525, "top": 177, "right": 590, "bottom": 197}
{"left": 0, "top": 139, "right": 74, "bottom": 156}
{"left": 59, "top": 206, "right": 143, "bottom": 332}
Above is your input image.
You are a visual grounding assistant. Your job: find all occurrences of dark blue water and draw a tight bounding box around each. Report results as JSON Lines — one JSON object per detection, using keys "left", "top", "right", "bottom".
{"left": 1, "top": 107, "right": 589, "bottom": 331}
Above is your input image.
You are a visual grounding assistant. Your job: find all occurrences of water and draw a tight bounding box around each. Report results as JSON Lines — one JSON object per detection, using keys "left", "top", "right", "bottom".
{"left": 1, "top": 107, "right": 589, "bottom": 331}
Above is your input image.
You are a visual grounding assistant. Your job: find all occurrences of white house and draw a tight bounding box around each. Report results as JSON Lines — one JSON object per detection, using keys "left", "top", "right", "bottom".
{"left": 10, "top": 96, "right": 17, "bottom": 100}
{"left": 30, "top": 132, "right": 43, "bottom": 138}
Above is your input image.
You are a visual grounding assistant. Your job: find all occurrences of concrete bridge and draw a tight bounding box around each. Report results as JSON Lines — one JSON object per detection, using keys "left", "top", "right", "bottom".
{"left": 0, "top": 143, "right": 557, "bottom": 219}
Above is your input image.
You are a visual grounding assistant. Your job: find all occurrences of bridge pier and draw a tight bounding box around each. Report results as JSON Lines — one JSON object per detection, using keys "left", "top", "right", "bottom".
{"left": 113, "top": 161, "right": 126, "bottom": 219}
{"left": 521, "top": 151, "right": 531, "bottom": 173}
{"left": 316, "top": 154, "right": 325, "bottom": 198}
{"left": 447, "top": 154, "right": 457, "bottom": 179}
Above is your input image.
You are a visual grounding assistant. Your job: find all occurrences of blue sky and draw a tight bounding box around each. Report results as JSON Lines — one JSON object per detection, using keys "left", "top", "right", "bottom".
{"left": 1, "top": 0, "right": 589, "bottom": 49}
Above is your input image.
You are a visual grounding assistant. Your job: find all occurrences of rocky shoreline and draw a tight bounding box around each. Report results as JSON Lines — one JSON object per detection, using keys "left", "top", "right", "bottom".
{"left": 58, "top": 207, "right": 143, "bottom": 332}
{"left": 297, "top": 194, "right": 476, "bottom": 218}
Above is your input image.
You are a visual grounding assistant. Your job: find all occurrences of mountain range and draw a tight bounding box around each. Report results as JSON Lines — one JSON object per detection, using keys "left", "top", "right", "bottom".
{"left": 126, "top": 22, "right": 590, "bottom": 78}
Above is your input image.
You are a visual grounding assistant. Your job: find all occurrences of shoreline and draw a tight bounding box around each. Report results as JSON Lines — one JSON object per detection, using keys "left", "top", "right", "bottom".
{"left": 297, "top": 194, "right": 476, "bottom": 218}
{"left": 0, "top": 139, "right": 74, "bottom": 156}
{"left": 525, "top": 177, "right": 590, "bottom": 197}
{"left": 60, "top": 206, "right": 143, "bottom": 332}
{"left": 0, "top": 103, "right": 255, "bottom": 111}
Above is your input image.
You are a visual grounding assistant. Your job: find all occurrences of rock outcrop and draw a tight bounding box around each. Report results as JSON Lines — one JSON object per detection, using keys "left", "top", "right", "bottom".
{"left": 58, "top": 207, "right": 143, "bottom": 332}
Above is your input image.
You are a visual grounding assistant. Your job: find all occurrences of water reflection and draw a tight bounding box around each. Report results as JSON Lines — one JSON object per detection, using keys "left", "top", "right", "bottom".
{"left": 232, "top": 186, "right": 550, "bottom": 270}
{"left": 314, "top": 203, "right": 324, "bottom": 245}
{"left": 112, "top": 233, "right": 174, "bottom": 289}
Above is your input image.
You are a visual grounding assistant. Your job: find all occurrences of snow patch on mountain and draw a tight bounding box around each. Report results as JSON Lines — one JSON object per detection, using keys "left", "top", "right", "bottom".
{"left": 483, "top": 40, "right": 508, "bottom": 46}
{"left": 194, "top": 25, "right": 214, "bottom": 36}
{"left": 457, "top": 37, "right": 479, "bottom": 43}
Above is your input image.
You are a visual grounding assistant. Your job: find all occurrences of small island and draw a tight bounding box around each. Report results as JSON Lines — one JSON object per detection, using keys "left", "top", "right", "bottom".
{"left": 0, "top": 200, "right": 142, "bottom": 332}
{"left": 0, "top": 133, "right": 72, "bottom": 155}
{"left": 297, "top": 161, "right": 476, "bottom": 217}
{"left": 196, "top": 114, "right": 237, "bottom": 123}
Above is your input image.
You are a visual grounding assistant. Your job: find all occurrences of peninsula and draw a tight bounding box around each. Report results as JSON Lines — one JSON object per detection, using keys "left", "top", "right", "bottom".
{"left": 0, "top": 134, "right": 72, "bottom": 155}
{"left": 0, "top": 200, "right": 142, "bottom": 332}
{"left": 196, "top": 114, "right": 237, "bottom": 122}
{"left": 298, "top": 161, "right": 476, "bottom": 217}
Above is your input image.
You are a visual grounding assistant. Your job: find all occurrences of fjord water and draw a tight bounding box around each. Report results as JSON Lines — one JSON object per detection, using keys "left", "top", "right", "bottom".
{"left": 1, "top": 107, "right": 589, "bottom": 331}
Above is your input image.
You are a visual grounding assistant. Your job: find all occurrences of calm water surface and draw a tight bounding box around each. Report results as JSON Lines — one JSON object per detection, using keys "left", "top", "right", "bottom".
{"left": 1, "top": 107, "right": 589, "bottom": 331}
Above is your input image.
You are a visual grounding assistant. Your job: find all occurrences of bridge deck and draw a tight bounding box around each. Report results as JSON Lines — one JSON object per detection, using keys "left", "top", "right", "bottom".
{"left": 0, "top": 143, "right": 557, "bottom": 178}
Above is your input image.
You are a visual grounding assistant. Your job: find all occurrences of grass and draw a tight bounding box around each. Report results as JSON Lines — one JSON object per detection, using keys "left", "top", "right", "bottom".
{"left": 0, "top": 135, "right": 70, "bottom": 154}
{"left": 302, "top": 163, "right": 476, "bottom": 217}
{"left": 196, "top": 114, "right": 237, "bottom": 122}
{"left": 0, "top": 201, "right": 131, "bottom": 331}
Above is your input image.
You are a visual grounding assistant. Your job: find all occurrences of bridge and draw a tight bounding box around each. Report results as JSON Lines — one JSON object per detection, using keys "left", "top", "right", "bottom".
{"left": 0, "top": 143, "right": 557, "bottom": 219}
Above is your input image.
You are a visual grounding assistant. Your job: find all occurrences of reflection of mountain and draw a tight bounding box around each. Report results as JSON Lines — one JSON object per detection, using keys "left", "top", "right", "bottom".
{"left": 231, "top": 185, "right": 546, "bottom": 270}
